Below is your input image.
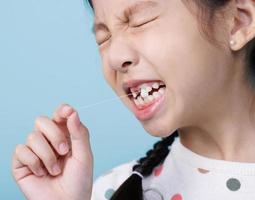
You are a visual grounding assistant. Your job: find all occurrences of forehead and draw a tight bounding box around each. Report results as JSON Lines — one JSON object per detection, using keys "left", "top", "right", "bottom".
{"left": 92, "top": 0, "right": 160, "bottom": 23}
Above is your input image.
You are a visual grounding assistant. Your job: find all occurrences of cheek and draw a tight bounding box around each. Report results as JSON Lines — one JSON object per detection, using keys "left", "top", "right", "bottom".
{"left": 102, "top": 62, "right": 116, "bottom": 89}
{"left": 102, "top": 61, "right": 124, "bottom": 96}
{"left": 134, "top": 13, "right": 231, "bottom": 127}
{"left": 142, "top": 17, "right": 227, "bottom": 91}
{"left": 132, "top": 27, "right": 209, "bottom": 100}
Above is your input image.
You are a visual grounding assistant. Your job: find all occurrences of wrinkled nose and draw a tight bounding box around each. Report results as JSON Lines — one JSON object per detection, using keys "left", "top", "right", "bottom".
{"left": 107, "top": 38, "right": 138, "bottom": 73}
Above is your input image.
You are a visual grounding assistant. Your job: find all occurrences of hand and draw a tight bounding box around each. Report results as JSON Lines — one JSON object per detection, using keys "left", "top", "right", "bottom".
{"left": 12, "top": 104, "right": 93, "bottom": 200}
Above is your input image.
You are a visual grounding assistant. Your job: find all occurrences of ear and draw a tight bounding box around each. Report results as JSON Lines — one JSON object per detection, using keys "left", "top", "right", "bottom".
{"left": 229, "top": 0, "right": 255, "bottom": 51}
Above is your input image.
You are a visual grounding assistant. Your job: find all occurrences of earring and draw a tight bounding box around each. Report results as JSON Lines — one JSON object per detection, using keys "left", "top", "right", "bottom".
{"left": 230, "top": 40, "right": 236, "bottom": 46}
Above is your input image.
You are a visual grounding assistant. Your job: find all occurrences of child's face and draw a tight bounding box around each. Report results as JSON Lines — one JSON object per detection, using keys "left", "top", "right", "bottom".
{"left": 91, "top": 0, "right": 234, "bottom": 137}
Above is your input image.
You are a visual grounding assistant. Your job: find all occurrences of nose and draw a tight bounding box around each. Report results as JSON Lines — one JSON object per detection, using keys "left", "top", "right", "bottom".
{"left": 107, "top": 37, "right": 138, "bottom": 73}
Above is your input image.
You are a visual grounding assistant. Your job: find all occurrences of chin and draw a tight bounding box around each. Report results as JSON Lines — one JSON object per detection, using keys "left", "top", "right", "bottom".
{"left": 142, "top": 117, "right": 179, "bottom": 138}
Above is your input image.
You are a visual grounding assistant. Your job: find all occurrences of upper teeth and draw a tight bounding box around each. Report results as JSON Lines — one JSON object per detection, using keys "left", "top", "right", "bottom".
{"left": 141, "top": 88, "right": 148, "bottom": 98}
{"left": 146, "top": 86, "right": 152, "bottom": 92}
{"left": 152, "top": 82, "right": 160, "bottom": 89}
{"left": 132, "top": 93, "right": 137, "bottom": 98}
{"left": 133, "top": 86, "right": 166, "bottom": 107}
{"left": 130, "top": 81, "right": 165, "bottom": 99}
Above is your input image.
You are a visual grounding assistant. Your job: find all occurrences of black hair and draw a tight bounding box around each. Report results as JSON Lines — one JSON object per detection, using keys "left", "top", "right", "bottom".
{"left": 86, "top": 0, "right": 255, "bottom": 199}
{"left": 110, "top": 130, "right": 179, "bottom": 200}
{"left": 87, "top": 0, "right": 93, "bottom": 9}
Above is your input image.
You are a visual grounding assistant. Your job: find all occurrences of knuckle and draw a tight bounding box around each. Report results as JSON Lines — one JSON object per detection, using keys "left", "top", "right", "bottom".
{"left": 15, "top": 144, "right": 25, "bottom": 155}
{"left": 27, "top": 131, "right": 43, "bottom": 145}
{"left": 33, "top": 130, "right": 43, "bottom": 137}
{"left": 34, "top": 115, "right": 47, "bottom": 127}
{"left": 27, "top": 132, "right": 37, "bottom": 143}
{"left": 34, "top": 116, "right": 42, "bottom": 125}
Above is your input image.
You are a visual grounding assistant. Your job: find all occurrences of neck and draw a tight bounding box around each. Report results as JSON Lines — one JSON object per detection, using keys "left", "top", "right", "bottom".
{"left": 179, "top": 66, "right": 255, "bottom": 163}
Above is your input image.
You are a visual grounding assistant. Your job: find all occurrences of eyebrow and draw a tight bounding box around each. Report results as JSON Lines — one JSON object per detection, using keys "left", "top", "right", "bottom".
{"left": 91, "top": 1, "right": 159, "bottom": 34}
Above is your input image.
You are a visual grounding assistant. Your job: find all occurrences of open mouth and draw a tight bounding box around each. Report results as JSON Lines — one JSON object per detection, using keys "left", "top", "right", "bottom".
{"left": 125, "top": 81, "right": 166, "bottom": 109}
{"left": 132, "top": 82, "right": 165, "bottom": 107}
{"left": 122, "top": 79, "right": 167, "bottom": 120}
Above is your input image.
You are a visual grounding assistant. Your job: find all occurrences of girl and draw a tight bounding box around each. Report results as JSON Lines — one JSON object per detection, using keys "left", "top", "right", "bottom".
{"left": 12, "top": 0, "right": 255, "bottom": 200}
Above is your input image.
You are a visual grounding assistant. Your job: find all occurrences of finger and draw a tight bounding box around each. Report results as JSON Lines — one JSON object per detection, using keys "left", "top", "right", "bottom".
{"left": 26, "top": 131, "right": 61, "bottom": 176}
{"left": 12, "top": 153, "right": 34, "bottom": 181}
{"left": 34, "top": 116, "right": 70, "bottom": 156}
{"left": 67, "top": 111, "right": 93, "bottom": 165}
{"left": 52, "top": 103, "right": 74, "bottom": 124}
{"left": 13, "top": 144, "right": 46, "bottom": 178}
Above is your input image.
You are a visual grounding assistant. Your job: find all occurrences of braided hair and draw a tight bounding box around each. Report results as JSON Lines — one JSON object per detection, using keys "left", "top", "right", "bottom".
{"left": 110, "top": 130, "right": 179, "bottom": 200}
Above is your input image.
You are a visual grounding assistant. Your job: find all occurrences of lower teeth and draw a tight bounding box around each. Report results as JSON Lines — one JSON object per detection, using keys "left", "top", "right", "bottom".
{"left": 134, "top": 87, "right": 165, "bottom": 106}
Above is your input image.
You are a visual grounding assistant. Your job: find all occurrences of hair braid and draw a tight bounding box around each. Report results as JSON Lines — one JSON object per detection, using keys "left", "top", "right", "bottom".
{"left": 110, "top": 130, "right": 179, "bottom": 200}
{"left": 133, "top": 130, "right": 179, "bottom": 177}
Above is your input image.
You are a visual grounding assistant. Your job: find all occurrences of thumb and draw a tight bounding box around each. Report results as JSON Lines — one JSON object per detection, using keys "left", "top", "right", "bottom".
{"left": 66, "top": 111, "right": 93, "bottom": 164}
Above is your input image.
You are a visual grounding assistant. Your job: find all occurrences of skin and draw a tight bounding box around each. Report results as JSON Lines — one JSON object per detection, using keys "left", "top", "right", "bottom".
{"left": 12, "top": 106, "right": 93, "bottom": 200}
{"left": 93, "top": 0, "right": 255, "bottom": 161}
{"left": 12, "top": 0, "right": 255, "bottom": 200}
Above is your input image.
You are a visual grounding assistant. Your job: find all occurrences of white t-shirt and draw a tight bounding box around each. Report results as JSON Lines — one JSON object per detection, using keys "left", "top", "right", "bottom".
{"left": 91, "top": 136, "right": 255, "bottom": 200}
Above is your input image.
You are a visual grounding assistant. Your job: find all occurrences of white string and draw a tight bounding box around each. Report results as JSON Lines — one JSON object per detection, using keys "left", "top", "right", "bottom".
{"left": 0, "top": 93, "right": 133, "bottom": 122}
{"left": 76, "top": 93, "right": 133, "bottom": 111}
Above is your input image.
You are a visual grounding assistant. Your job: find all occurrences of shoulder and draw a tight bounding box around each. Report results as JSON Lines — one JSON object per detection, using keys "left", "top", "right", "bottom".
{"left": 91, "top": 159, "right": 138, "bottom": 200}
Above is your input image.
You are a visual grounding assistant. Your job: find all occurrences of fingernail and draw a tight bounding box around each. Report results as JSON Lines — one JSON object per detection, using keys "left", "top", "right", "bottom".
{"left": 59, "top": 142, "right": 69, "bottom": 154}
{"left": 62, "top": 105, "right": 73, "bottom": 116}
{"left": 52, "top": 163, "right": 61, "bottom": 175}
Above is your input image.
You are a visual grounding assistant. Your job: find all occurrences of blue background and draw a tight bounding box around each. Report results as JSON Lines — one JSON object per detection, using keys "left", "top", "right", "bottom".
{"left": 0, "top": 0, "right": 158, "bottom": 199}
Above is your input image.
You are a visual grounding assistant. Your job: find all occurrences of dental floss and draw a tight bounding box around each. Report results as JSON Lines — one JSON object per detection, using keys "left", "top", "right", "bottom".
{"left": 76, "top": 93, "right": 133, "bottom": 111}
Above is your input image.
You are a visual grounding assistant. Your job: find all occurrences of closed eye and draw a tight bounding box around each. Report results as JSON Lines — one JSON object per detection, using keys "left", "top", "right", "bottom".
{"left": 96, "top": 16, "right": 159, "bottom": 46}
{"left": 96, "top": 35, "right": 111, "bottom": 46}
{"left": 131, "top": 16, "right": 159, "bottom": 28}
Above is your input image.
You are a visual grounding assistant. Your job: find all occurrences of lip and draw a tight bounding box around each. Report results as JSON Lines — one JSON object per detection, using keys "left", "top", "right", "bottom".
{"left": 131, "top": 91, "right": 166, "bottom": 121}
{"left": 122, "top": 79, "right": 166, "bottom": 121}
